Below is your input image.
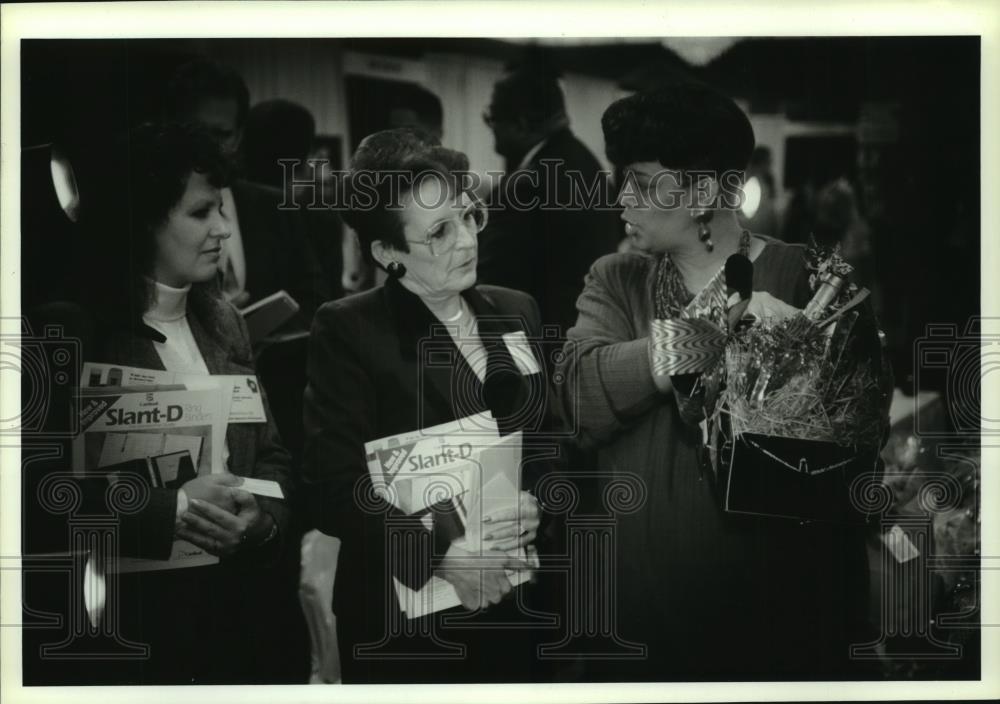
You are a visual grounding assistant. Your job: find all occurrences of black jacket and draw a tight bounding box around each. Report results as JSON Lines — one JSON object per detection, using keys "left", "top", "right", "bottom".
{"left": 21, "top": 300, "right": 296, "bottom": 685}
{"left": 476, "top": 128, "right": 621, "bottom": 336}
{"left": 230, "top": 179, "right": 334, "bottom": 325}
{"left": 302, "top": 279, "right": 555, "bottom": 680}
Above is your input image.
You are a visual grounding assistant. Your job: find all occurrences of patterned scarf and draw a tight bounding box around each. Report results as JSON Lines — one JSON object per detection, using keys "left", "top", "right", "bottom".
{"left": 653, "top": 230, "right": 751, "bottom": 322}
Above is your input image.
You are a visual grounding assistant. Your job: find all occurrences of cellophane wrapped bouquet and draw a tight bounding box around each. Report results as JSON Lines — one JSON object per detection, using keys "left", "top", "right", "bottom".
{"left": 713, "top": 241, "right": 892, "bottom": 452}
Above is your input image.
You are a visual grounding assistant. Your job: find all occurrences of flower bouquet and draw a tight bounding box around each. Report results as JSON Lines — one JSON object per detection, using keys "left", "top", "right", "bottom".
{"left": 706, "top": 242, "right": 893, "bottom": 522}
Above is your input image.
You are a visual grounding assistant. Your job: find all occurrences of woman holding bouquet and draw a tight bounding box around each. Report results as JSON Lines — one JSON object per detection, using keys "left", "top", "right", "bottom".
{"left": 557, "top": 82, "right": 887, "bottom": 680}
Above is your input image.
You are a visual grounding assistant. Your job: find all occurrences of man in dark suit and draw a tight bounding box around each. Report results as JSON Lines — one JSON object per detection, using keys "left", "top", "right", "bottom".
{"left": 164, "top": 58, "right": 332, "bottom": 325}
{"left": 478, "top": 66, "right": 620, "bottom": 337}
{"left": 241, "top": 98, "right": 345, "bottom": 303}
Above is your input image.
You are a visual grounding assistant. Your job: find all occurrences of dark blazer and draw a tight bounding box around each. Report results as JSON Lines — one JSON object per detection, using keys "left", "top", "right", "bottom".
{"left": 476, "top": 128, "right": 621, "bottom": 336}
{"left": 22, "top": 299, "right": 296, "bottom": 685}
{"left": 302, "top": 278, "right": 551, "bottom": 682}
{"left": 96, "top": 299, "right": 293, "bottom": 554}
{"left": 231, "top": 179, "right": 333, "bottom": 325}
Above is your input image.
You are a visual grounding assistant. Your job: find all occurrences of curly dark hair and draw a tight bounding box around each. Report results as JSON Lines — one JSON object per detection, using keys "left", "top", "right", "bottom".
{"left": 602, "top": 80, "right": 755, "bottom": 180}
{"left": 340, "top": 128, "right": 471, "bottom": 268}
{"left": 79, "top": 122, "right": 233, "bottom": 335}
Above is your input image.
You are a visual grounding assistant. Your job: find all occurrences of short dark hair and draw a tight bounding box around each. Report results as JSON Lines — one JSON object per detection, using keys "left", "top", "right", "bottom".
{"left": 242, "top": 99, "right": 316, "bottom": 187}
{"left": 489, "top": 66, "right": 565, "bottom": 127}
{"left": 602, "top": 81, "right": 755, "bottom": 178}
{"left": 79, "top": 122, "right": 232, "bottom": 330}
{"left": 340, "top": 128, "right": 470, "bottom": 267}
{"left": 389, "top": 84, "right": 444, "bottom": 133}
{"left": 164, "top": 58, "right": 251, "bottom": 127}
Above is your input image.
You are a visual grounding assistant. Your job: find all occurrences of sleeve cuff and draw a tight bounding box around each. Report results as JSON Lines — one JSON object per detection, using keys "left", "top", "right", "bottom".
{"left": 600, "top": 337, "right": 661, "bottom": 417}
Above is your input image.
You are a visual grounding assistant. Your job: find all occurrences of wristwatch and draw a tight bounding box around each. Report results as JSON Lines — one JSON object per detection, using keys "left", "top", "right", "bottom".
{"left": 253, "top": 515, "right": 279, "bottom": 547}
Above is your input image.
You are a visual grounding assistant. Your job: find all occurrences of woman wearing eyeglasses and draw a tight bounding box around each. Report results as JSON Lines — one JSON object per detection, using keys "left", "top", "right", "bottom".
{"left": 302, "top": 129, "right": 551, "bottom": 683}
{"left": 556, "top": 84, "right": 881, "bottom": 681}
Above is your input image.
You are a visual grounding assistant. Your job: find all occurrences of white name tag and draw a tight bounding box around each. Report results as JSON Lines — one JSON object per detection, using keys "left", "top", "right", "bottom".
{"left": 237, "top": 477, "right": 285, "bottom": 499}
{"left": 502, "top": 331, "right": 540, "bottom": 376}
{"left": 226, "top": 375, "right": 268, "bottom": 423}
{"left": 175, "top": 373, "right": 267, "bottom": 424}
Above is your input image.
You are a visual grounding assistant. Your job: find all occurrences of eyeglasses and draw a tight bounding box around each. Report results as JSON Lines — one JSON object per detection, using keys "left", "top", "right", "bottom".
{"left": 405, "top": 199, "right": 489, "bottom": 257}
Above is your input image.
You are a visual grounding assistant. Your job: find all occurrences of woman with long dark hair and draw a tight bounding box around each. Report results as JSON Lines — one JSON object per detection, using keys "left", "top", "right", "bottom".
{"left": 72, "top": 122, "right": 294, "bottom": 684}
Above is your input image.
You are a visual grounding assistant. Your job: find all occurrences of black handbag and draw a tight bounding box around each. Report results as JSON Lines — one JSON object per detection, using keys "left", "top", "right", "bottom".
{"left": 712, "top": 427, "right": 882, "bottom": 523}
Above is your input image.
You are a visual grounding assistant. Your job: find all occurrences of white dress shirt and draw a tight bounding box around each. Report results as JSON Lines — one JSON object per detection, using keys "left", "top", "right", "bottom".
{"left": 516, "top": 137, "right": 549, "bottom": 171}
{"left": 143, "top": 280, "right": 231, "bottom": 515}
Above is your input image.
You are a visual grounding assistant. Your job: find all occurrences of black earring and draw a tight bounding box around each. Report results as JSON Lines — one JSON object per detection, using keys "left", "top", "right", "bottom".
{"left": 386, "top": 261, "right": 406, "bottom": 279}
{"left": 691, "top": 209, "right": 715, "bottom": 252}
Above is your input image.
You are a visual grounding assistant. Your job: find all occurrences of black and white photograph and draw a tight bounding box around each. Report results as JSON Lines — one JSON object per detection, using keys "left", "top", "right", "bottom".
{"left": 1, "top": 1, "right": 997, "bottom": 702}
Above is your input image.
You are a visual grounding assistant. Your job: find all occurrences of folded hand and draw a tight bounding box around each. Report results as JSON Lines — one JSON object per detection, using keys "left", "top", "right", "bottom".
{"left": 176, "top": 488, "right": 272, "bottom": 557}
{"left": 181, "top": 472, "right": 242, "bottom": 514}
{"left": 482, "top": 490, "right": 540, "bottom": 551}
{"left": 435, "top": 544, "right": 532, "bottom": 611}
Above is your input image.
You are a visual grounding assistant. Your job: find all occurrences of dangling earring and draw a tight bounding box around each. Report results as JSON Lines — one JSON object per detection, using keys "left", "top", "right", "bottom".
{"left": 691, "top": 208, "right": 715, "bottom": 252}
{"left": 387, "top": 260, "right": 406, "bottom": 279}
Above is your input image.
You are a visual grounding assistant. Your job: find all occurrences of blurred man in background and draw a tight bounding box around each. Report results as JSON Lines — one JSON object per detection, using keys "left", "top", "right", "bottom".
{"left": 477, "top": 64, "right": 620, "bottom": 337}
{"left": 165, "top": 58, "right": 332, "bottom": 322}
{"left": 386, "top": 82, "right": 444, "bottom": 142}
{"left": 241, "top": 98, "right": 344, "bottom": 301}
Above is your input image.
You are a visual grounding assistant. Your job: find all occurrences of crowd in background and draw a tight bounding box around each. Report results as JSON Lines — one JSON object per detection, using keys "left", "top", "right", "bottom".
{"left": 18, "top": 42, "right": 981, "bottom": 685}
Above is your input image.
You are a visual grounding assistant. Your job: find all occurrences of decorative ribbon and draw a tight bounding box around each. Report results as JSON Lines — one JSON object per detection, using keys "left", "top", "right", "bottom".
{"left": 649, "top": 317, "right": 727, "bottom": 376}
